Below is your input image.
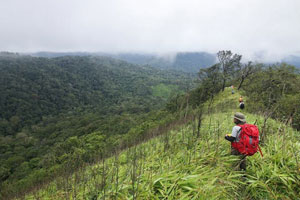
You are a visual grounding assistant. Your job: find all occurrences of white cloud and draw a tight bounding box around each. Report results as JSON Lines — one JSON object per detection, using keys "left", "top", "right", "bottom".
{"left": 0, "top": 0, "right": 299, "bottom": 61}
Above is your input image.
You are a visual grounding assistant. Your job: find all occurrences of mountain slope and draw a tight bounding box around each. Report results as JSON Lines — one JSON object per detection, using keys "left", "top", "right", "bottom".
{"left": 0, "top": 55, "right": 195, "bottom": 133}
{"left": 0, "top": 54, "right": 197, "bottom": 198}
{"left": 23, "top": 88, "right": 300, "bottom": 200}
{"left": 111, "top": 52, "right": 217, "bottom": 73}
{"left": 28, "top": 51, "right": 217, "bottom": 73}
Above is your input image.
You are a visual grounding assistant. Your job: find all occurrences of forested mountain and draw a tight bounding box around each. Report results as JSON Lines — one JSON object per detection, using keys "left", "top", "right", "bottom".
{"left": 30, "top": 51, "right": 217, "bottom": 73}
{"left": 0, "top": 54, "right": 195, "bottom": 133}
{"left": 1, "top": 51, "right": 300, "bottom": 199}
{"left": 0, "top": 54, "right": 196, "bottom": 197}
{"left": 110, "top": 52, "right": 217, "bottom": 73}
{"left": 15, "top": 60, "right": 300, "bottom": 199}
{"left": 30, "top": 51, "right": 300, "bottom": 71}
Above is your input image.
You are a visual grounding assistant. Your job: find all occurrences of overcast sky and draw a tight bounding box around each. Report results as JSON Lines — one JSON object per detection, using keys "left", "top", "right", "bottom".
{"left": 1, "top": 0, "right": 300, "bottom": 61}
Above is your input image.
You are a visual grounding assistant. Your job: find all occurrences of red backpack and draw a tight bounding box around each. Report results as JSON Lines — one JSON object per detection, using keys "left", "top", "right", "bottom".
{"left": 231, "top": 124, "right": 263, "bottom": 157}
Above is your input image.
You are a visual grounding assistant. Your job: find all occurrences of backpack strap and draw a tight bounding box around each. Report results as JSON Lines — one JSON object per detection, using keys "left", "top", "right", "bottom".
{"left": 257, "top": 145, "right": 263, "bottom": 157}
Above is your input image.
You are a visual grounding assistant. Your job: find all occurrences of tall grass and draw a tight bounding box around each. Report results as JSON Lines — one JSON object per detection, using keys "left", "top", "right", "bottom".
{"left": 22, "top": 88, "right": 300, "bottom": 199}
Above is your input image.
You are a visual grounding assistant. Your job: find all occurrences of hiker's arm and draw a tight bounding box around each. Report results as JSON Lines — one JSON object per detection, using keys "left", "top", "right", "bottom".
{"left": 225, "top": 126, "right": 241, "bottom": 142}
{"left": 225, "top": 135, "right": 236, "bottom": 142}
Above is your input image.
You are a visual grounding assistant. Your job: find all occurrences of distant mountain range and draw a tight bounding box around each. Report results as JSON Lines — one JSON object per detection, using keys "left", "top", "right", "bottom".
{"left": 109, "top": 52, "right": 217, "bottom": 73}
{"left": 28, "top": 52, "right": 217, "bottom": 73}
{"left": 282, "top": 55, "right": 300, "bottom": 68}
{"left": 9, "top": 51, "right": 300, "bottom": 72}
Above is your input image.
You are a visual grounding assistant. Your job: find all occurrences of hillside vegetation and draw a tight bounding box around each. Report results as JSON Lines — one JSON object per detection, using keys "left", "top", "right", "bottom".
{"left": 23, "top": 88, "right": 300, "bottom": 200}
{"left": 0, "top": 54, "right": 195, "bottom": 130}
{"left": 1, "top": 50, "right": 300, "bottom": 199}
{"left": 0, "top": 54, "right": 195, "bottom": 198}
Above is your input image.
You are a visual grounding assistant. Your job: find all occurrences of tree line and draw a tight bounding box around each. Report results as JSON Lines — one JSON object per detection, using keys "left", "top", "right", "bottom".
{"left": 168, "top": 50, "right": 299, "bottom": 130}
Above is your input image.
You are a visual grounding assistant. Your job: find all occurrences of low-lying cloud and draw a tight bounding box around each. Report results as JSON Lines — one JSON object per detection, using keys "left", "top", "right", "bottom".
{"left": 1, "top": 0, "right": 300, "bottom": 62}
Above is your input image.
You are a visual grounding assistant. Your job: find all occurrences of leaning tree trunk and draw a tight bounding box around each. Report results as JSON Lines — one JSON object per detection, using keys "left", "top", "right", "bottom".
{"left": 237, "top": 76, "right": 245, "bottom": 90}
{"left": 222, "top": 78, "right": 226, "bottom": 91}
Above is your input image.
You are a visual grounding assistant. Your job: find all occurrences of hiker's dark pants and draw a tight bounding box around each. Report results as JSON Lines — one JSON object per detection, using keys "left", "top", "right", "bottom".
{"left": 231, "top": 147, "right": 246, "bottom": 170}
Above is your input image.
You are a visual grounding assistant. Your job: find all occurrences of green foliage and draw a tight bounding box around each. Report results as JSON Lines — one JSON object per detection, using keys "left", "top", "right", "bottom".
{"left": 275, "top": 94, "right": 300, "bottom": 129}
{"left": 217, "top": 50, "right": 242, "bottom": 91}
{"left": 1, "top": 51, "right": 300, "bottom": 199}
{"left": 0, "top": 55, "right": 196, "bottom": 197}
{"left": 0, "top": 55, "right": 195, "bottom": 134}
{"left": 242, "top": 63, "right": 300, "bottom": 129}
{"left": 198, "top": 64, "right": 223, "bottom": 97}
{"left": 152, "top": 84, "right": 179, "bottom": 100}
{"left": 22, "top": 90, "right": 300, "bottom": 199}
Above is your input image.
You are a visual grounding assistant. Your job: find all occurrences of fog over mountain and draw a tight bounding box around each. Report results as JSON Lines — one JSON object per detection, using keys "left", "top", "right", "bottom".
{"left": 1, "top": 0, "right": 300, "bottom": 62}
{"left": 26, "top": 51, "right": 300, "bottom": 72}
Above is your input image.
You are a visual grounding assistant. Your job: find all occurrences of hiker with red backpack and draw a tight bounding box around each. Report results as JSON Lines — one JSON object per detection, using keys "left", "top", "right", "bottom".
{"left": 225, "top": 112, "right": 262, "bottom": 170}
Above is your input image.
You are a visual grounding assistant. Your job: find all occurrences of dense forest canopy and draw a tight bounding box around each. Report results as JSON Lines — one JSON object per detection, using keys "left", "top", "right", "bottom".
{"left": 0, "top": 54, "right": 195, "bottom": 135}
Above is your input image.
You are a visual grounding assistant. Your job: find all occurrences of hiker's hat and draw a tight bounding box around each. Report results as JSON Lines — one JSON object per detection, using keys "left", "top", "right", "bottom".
{"left": 234, "top": 112, "right": 246, "bottom": 122}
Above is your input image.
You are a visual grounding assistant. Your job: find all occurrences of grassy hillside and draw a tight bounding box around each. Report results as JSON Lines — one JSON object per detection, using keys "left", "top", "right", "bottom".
{"left": 22, "top": 88, "right": 300, "bottom": 200}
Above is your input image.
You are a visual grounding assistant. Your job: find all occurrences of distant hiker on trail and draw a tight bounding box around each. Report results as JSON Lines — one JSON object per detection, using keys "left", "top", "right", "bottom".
{"left": 225, "top": 112, "right": 262, "bottom": 171}
{"left": 231, "top": 85, "right": 235, "bottom": 94}
{"left": 239, "top": 102, "right": 245, "bottom": 109}
{"left": 239, "top": 96, "right": 243, "bottom": 103}
{"left": 239, "top": 96, "right": 244, "bottom": 109}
